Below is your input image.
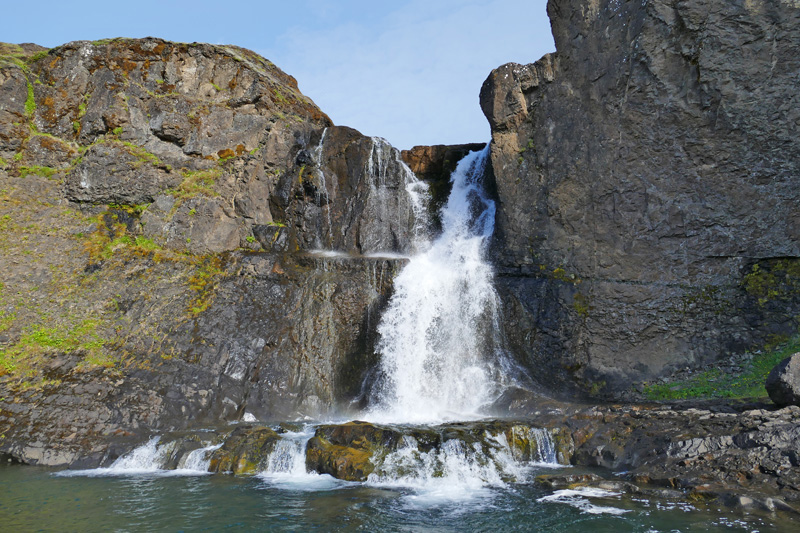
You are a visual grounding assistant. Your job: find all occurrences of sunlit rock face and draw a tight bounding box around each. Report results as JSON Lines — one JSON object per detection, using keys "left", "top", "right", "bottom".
{"left": 0, "top": 38, "right": 426, "bottom": 464}
{"left": 481, "top": 0, "right": 800, "bottom": 399}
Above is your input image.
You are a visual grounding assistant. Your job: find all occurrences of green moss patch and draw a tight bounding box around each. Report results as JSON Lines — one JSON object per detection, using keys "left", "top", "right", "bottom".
{"left": 0, "top": 319, "right": 114, "bottom": 385}
{"left": 18, "top": 165, "right": 57, "bottom": 179}
{"left": 166, "top": 167, "right": 223, "bottom": 201}
{"left": 187, "top": 256, "right": 224, "bottom": 315}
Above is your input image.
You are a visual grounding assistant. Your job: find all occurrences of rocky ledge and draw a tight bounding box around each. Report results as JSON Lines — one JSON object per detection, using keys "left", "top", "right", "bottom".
{"left": 70, "top": 400, "right": 800, "bottom": 516}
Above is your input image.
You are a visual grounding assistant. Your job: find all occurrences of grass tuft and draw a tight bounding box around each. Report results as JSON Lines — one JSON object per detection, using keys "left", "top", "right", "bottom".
{"left": 643, "top": 335, "right": 800, "bottom": 401}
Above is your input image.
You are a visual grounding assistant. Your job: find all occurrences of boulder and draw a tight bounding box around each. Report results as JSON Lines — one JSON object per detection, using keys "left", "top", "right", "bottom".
{"left": 208, "top": 426, "right": 280, "bottom": 474}
{"left": 766, "top": 353, "right": 800, "bottom": 407}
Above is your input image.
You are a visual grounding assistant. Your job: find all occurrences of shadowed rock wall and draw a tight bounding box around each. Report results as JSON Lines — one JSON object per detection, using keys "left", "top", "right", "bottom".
{"left": 481, "top": 0, "right": 800, "bottom": 398}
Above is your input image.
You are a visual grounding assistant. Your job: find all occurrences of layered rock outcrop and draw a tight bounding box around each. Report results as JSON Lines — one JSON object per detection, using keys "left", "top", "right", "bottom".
{"left": 0, "top": 39, "right": 424, "bottom": 465}
{"left": 481, "top": 0, "right": 800, "bottom": 397}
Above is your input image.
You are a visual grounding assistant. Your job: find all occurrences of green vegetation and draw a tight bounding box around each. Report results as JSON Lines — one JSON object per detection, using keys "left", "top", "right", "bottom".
{"left": 166, "top": 167, "right": 222, "bottom": 201}
{"left": 76, "top": 95, "right": 89, "bottom": 127}
{"left": 24, "top": 81, "right": 36, "bottom": 116}
{"left": 112, "top": 126, "right": 124, "bottom": 136}
{"left": 28, "top": 50, "right": 49, "bottom": 63}
{"left": 0, "top": 43, "right": 51, "bottom": 70}
{"left": 743, "top": 260, "right": 800, "bottom": 307}
{"left": 108, "top": 203, "right": 149, "bottom": 216}
{"left": 643, "top": 335, "right": 800, "bottom": 401}
{"left": 18, "top": 165, "right": 58, "bottom": 179}
{"left": 572, "top": 292, "right": 590, "bottom": 318}
{"left": 540, "top": 264, "right": 581, "bottom": 284}
{"left": 272, "top": 88, "right": 287, "bottom": 104}
{"left": 0, "top": 319, "right": 113, "bottom": 382}
{"left": 119, "top": 140, "right": 166, "bottom": 169}
{"left": 187, "top": 256, "right": 224, "bottom": 315}
{"left": 246, "top": 235, "right": 256, "bottom": 243}
{"left": 85, "top": 224, "right": 165, "bottom": 262}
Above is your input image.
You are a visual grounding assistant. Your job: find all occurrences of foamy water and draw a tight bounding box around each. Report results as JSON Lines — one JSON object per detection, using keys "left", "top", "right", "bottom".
{"left": 365, "top": 146, "right": 509, "bottom": 423}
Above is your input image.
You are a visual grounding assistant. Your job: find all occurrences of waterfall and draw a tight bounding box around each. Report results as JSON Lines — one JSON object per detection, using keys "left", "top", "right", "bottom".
{"left": 366, "top": 145, "right": 507, "bottom": 423}
{"left": 364, "top": 136, "right": 430, "bottom": 254}
{"left": 311, "top": 133, "right": 429, "bottom": 255}
{"left": 262, "top": 429, "right": 311, "bottom": 476}
{"left": 312, "top": 128, "right": 334, "bottom": 248}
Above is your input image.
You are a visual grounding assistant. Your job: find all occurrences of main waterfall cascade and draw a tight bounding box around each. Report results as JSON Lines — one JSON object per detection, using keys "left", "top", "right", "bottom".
{"left": 365, "top": 146, "right": 515, "bottom": 423}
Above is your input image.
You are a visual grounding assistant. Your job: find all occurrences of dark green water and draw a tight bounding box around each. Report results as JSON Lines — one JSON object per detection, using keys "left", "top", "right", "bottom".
{"left": 0, "top": 464, "right": 794, "bottom": 532}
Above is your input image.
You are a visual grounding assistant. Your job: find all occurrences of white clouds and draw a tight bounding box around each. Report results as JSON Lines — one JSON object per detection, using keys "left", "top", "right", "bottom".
{"left": 266, "top": 0, "right": 554, "bottom": 149}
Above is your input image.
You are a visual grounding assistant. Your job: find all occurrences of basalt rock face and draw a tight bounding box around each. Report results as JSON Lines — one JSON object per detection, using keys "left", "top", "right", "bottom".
{"left": 0, "top": 39, "right": 420, "bottom": 466}
{"left": 481, "top": 0, "right": 800, "bottom": 398}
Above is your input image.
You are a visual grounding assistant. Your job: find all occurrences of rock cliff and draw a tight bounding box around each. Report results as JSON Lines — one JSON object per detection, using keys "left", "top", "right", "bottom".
{"left": 0, "top": 39, "right": 424, "bottom": 465}
{"left": 481, "top": 0, "right": 800, "bottom": 398}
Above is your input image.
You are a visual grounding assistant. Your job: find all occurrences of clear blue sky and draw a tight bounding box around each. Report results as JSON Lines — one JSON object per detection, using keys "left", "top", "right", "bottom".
{"left": 5, "top": 1, "right": 554, "bottom": 149}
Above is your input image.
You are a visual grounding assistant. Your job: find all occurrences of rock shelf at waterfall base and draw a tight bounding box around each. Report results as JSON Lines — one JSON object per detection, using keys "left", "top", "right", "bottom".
{"left": 35, "top": 403, "right": 800, "bottom": 517}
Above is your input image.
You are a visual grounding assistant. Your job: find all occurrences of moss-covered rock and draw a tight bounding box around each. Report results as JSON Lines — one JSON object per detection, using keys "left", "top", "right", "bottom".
{"left": 208, "top": 426, "right": 280, "bottom": 474}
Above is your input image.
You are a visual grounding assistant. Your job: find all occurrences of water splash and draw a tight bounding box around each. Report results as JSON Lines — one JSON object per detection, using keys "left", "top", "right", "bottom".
{"left": 258, "top": 427, "right": 346, "bottom": 490}
{"left": 366, "top": 146, "right": 508, "bottom": 423}
{"left": 57, "top": 437, "right": 219, "bottom": 477}
{"left": 366, "top": 426, "right": 559, "bottom": 502}
{"left": 538, "top": 487, "right": 632, "bottom": 516}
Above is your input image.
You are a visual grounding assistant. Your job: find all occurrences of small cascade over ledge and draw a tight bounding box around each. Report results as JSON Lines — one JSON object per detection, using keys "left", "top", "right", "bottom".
{"left": 365, "top": 146, "right": 513, "bottom": 423}
{"left": 308, "top": 129, "right": 430, "bottom": 256}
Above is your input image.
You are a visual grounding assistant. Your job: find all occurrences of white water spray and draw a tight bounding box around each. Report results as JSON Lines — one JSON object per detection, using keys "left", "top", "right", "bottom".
{"left": 366, "top": 146, "right": 507, "bottom": 423}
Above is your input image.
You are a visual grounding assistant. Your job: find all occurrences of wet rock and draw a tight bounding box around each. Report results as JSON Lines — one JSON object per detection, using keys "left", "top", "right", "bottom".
{"left": 535, "top": 472, "right": 604, "bottom": 490}
{"left": 208, "top": 426, "right": 280, "bottom": 474}
{"left": 534, "top": 402, "right": 800, "bottom": 502}
{"left": 766, "top": 353, "right": 800, "bottom": 407}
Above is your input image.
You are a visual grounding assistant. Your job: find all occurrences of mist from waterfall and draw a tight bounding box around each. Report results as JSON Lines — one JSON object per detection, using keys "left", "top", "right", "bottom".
{"left": 366, "top": 145, "right": 510, "bottom": 423}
